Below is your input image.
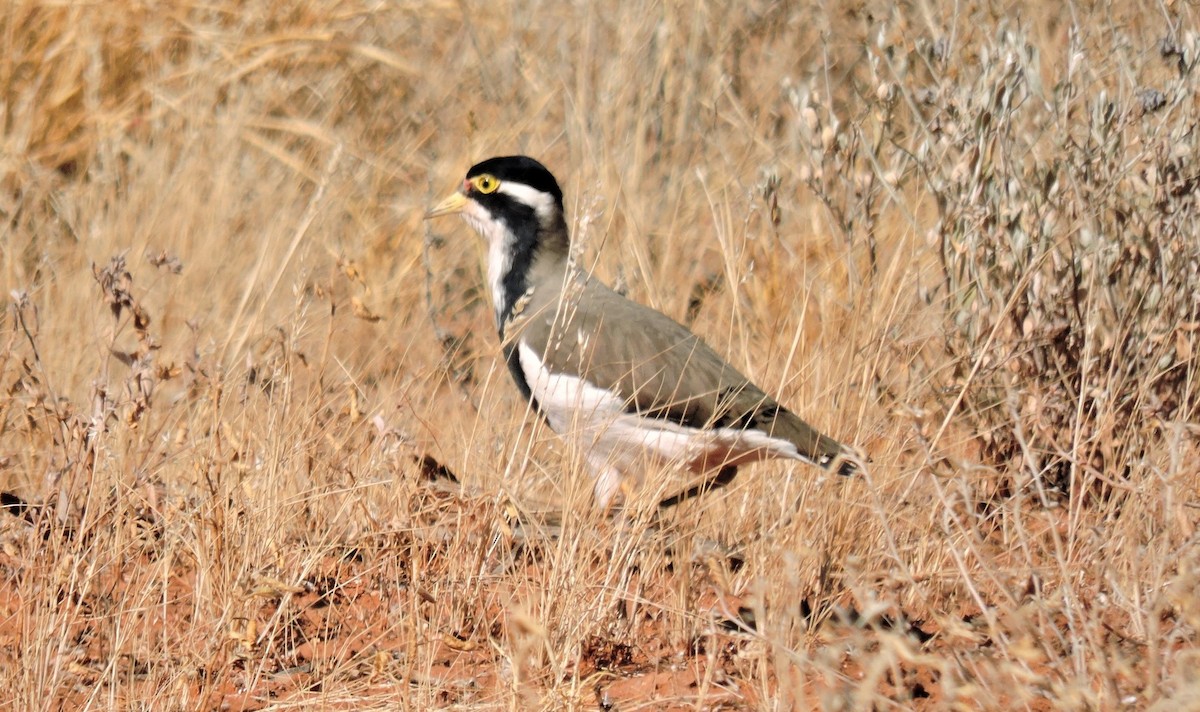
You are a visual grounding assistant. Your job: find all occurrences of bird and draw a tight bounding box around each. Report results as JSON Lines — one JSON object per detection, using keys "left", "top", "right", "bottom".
{"left": 426, "top": 155, "right": 858, "bottom": 510}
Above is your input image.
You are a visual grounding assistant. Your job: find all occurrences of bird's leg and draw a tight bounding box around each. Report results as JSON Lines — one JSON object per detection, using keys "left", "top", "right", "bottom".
{"left": 657, "top": 466, "right": 739, "bottom": 510}
{"left": 591, "top": 462, "right": 628, "bottom": 516}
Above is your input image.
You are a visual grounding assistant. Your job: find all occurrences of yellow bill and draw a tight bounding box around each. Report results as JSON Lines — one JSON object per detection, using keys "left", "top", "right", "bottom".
{"left": 425, "top": 191, "right": 467, "bottom": 219}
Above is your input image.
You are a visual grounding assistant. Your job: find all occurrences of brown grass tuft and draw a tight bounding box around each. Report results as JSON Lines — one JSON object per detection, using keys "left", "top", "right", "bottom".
{"left": 0, "top": 0, "right": 1196, "bottom": 709}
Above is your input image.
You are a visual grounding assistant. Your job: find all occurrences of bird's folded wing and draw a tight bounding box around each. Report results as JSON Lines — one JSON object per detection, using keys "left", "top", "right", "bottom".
{"left": 518, "top": 282, "right": 849, "bottom": 466}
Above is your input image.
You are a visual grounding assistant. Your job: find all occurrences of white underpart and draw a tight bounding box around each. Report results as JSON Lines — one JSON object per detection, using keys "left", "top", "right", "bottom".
{"left": 460, "top": 201, "right": 515, "bottom": 327}
{"left": 517, "top": 342, "right": 803, "bottom": 507}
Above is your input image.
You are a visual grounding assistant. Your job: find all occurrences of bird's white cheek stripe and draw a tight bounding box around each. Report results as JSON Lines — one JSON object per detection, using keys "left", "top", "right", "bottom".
{"left": 497, "top": 182, "right": 556, "bottom": 220}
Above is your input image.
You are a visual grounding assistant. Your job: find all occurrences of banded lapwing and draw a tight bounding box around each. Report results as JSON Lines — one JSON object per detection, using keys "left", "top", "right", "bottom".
{"left": 427, "top": 156, "right": 858, "bottom": 509}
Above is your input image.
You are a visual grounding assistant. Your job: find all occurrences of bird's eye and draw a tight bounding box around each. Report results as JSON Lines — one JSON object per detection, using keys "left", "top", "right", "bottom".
{"left": 474, "top": 174, "right": 500, "bottom": 194}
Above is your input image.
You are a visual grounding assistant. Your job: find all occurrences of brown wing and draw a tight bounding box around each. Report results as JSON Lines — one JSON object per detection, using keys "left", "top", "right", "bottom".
{"left": 514, "top": 279, "right": 851, "bottom": 470}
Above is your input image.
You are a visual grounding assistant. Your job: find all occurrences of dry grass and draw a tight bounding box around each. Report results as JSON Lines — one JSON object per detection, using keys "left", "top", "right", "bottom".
{"left": 0, "top": 0, "right": 1197, "bottom": 709}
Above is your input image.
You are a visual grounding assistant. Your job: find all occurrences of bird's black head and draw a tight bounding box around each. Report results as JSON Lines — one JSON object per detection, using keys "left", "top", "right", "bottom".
{"left": 464, "top": 155, "right": 564, "bottom": 212}
{"left": 426, "top": 155, "right": 571, "bottom": 334}
{"left": 426, "top": 155, "right": 566, "bottom": 231}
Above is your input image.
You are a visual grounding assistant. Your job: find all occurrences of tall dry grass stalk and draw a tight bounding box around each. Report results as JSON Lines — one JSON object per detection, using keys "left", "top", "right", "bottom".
{"left": 0, "top": 0, "right": 1196, "bottom": 709}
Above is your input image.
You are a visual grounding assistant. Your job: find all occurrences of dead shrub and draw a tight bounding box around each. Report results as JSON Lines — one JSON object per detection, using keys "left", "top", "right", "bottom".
{"left": 915, "top": 28, "right": 1197, "bottom": 500}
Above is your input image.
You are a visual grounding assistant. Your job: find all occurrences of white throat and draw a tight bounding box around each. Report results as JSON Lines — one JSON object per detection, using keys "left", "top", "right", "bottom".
{"left": 461, "top": 202, "right": 516, "bottom": 329}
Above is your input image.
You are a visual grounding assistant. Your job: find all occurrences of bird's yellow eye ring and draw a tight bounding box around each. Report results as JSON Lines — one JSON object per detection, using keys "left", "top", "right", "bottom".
{"left": 473, "top": 174, "right": 500, "bottom": 194}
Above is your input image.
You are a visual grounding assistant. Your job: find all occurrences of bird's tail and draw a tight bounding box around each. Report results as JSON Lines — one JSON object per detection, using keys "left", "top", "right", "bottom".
{"left": 767, "top": 405, "right": 860, "bottom": 476}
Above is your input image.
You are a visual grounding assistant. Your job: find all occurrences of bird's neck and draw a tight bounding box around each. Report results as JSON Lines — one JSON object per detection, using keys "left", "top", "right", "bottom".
{"left": 490, "top": 216, "right": 570, "bottom": 336}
